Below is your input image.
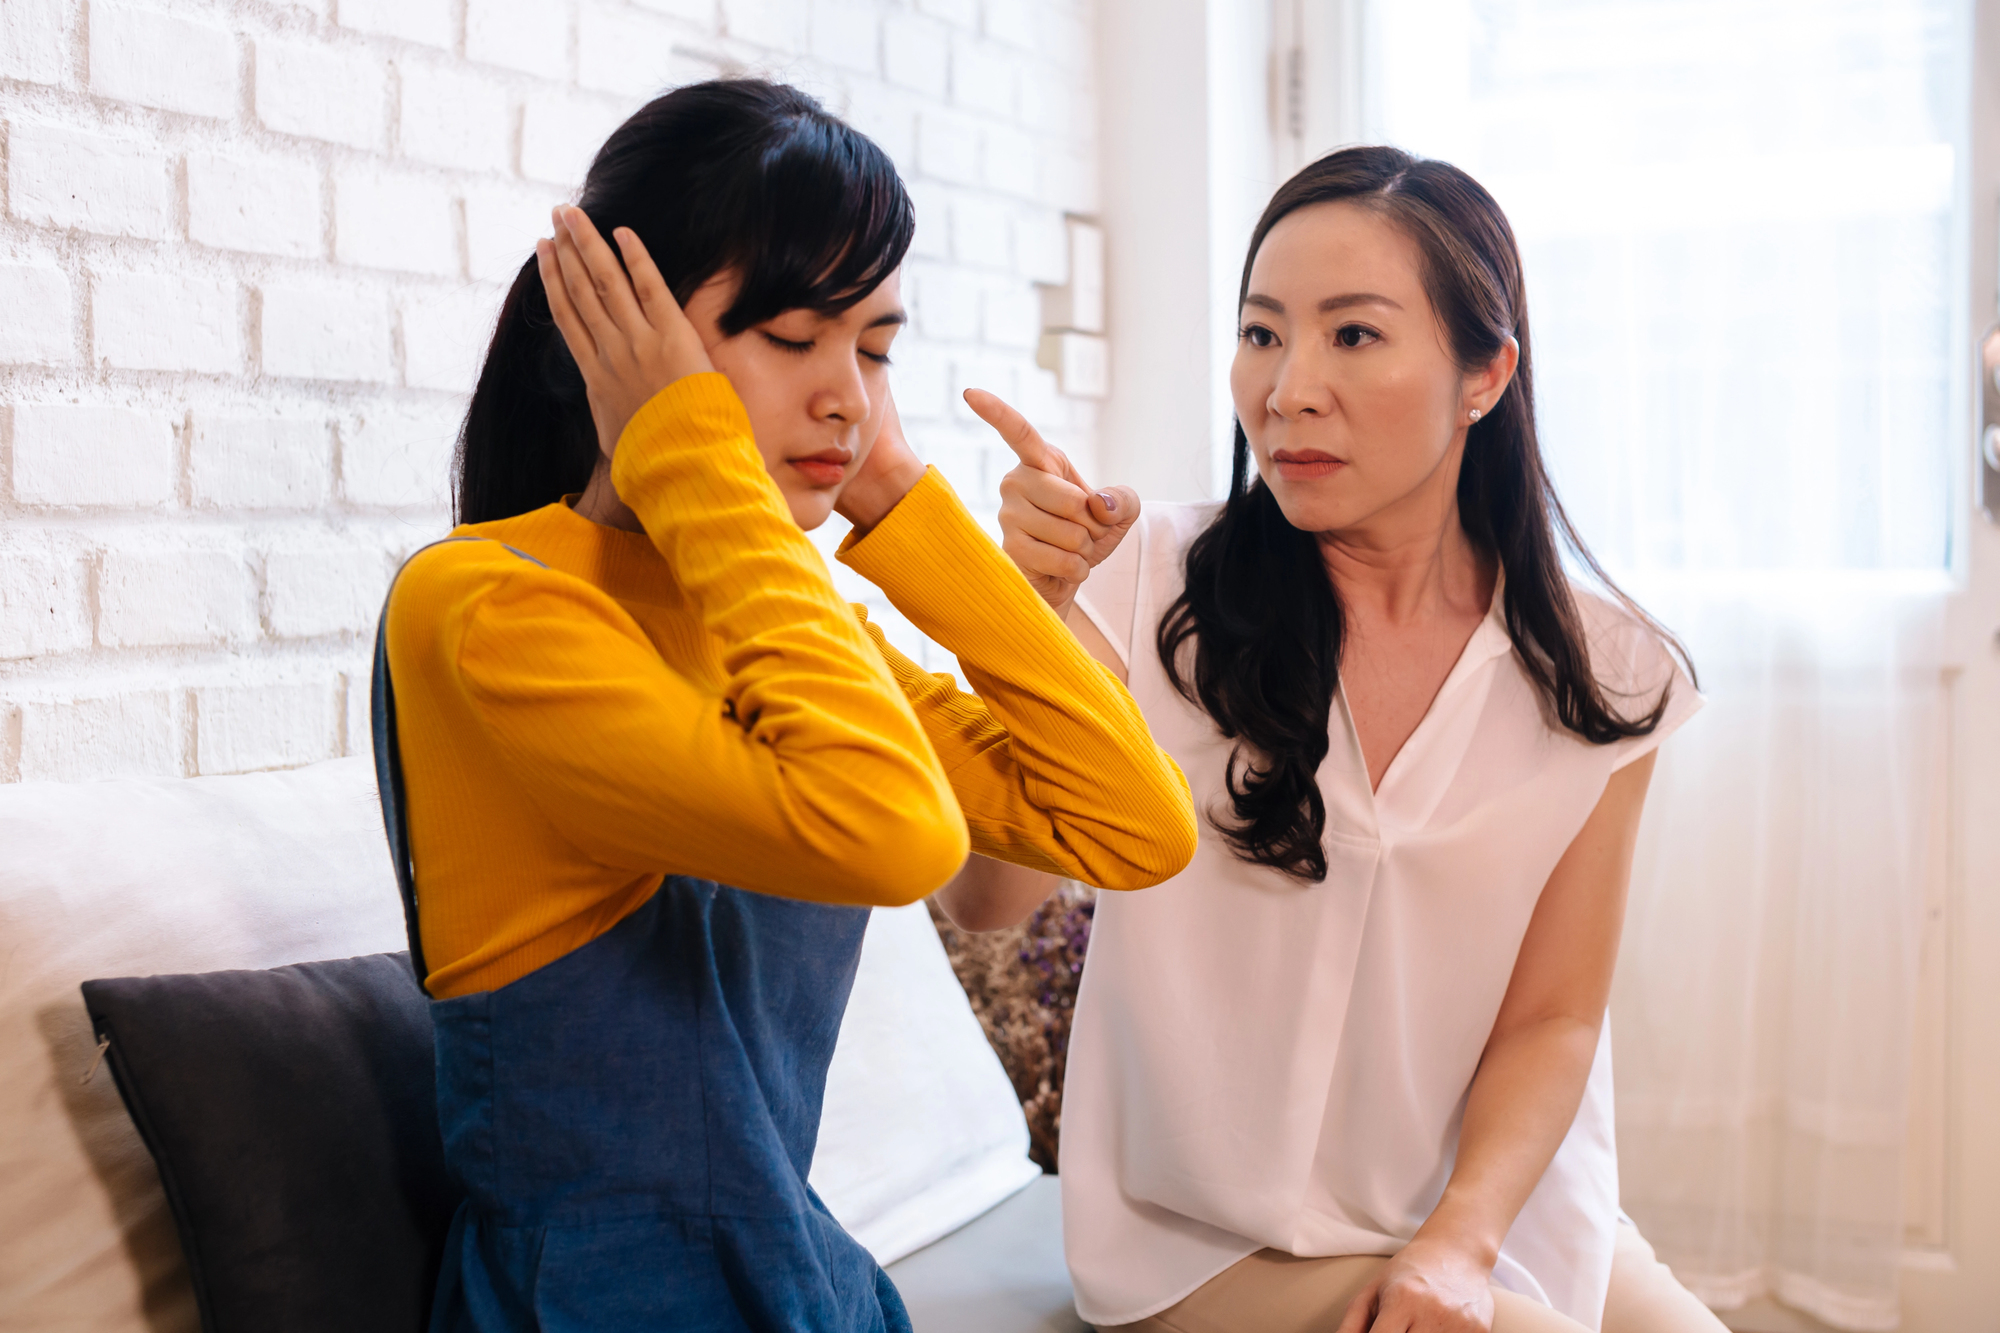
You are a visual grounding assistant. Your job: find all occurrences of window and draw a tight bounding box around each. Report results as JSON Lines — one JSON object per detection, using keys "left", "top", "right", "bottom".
{"left": 1334, "top": 0, "right": 1970, "bottom": 575}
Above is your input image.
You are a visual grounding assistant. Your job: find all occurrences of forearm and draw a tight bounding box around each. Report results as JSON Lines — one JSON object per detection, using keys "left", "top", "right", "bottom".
{"left": 932, "top": 854, "right": 1060, "bottom": 931}
{"left": 1418, "top": 1013, "right": 1603, "bottom": 1266}
{"left": 841, "top": 469, "right": 1195, "bottom": 889}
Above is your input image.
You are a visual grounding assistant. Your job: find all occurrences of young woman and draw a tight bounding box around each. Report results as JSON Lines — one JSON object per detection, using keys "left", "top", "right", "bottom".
{"left": 375, "top": 81, "right": 1196, "bottom": 1332}
{"left": 950, "top": 148, "right": 1726, "bottom": 1333}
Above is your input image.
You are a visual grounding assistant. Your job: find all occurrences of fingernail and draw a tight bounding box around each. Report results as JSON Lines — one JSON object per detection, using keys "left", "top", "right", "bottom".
{"left": 1097, "top": 491, "right": 1117, "bottom": 513}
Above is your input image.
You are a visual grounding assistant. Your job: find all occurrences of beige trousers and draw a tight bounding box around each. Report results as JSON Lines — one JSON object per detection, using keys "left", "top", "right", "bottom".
{"left": 1102, "top": 1223, "right": 1729, "bottom": 1333}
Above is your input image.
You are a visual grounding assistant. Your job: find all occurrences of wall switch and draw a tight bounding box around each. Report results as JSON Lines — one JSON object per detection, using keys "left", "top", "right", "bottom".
{"left": 1040, "top": 219, "right": 1105, "bottom": 334}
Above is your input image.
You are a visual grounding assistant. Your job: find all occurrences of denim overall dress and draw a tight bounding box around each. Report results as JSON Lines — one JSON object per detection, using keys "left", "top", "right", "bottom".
{"left": 372, "top": 538, "right": 913, "bottom": 1333}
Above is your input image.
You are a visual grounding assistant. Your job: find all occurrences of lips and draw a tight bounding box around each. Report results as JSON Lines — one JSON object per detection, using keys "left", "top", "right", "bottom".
{"left": 1272, "top": 449, "right": 1346, "bottom": 480}
{"left": 788, "top": 449, "right": 852, "bottom": 488}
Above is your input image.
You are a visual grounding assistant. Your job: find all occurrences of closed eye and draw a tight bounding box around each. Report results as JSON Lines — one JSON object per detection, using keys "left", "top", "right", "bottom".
{"left": 860, "top": 349, "right": 893, "bottom": 366}
{"left": 763, "top": 333, "right": 814, "bottom": 355}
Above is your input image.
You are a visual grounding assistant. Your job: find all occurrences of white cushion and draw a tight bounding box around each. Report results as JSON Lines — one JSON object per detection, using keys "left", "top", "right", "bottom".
{"left": 0, "top": 756, "right": 1036, "bottom": 1327}
{"left": 812, "top": 903, "right": 1043, "bottom": 1265}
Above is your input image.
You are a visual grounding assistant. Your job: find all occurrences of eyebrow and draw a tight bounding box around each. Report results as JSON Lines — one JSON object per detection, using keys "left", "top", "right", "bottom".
{"left": 863, "top": 309, "right": 908, "bottom": 330}
{"left": 1241, "top": 292, "right": 1405, "bottom": 314}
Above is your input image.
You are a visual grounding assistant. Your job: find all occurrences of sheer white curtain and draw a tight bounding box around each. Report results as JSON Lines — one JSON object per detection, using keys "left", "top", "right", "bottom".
{"left": 1353, "top": 1, "right": 1965, "bottom": 1327}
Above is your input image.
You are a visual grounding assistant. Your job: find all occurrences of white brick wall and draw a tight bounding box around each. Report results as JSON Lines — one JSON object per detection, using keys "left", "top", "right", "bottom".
{"left": 1, "top": 0, "right": 1101, "bottom": 784}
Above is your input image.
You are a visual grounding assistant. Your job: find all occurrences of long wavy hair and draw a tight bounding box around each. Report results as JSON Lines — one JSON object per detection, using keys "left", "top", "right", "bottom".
{"left": 455, "top": 79, "right": 914, "bottom": 524}
{"left": 1157, "top": 146, "right": 1691, "bottom": 883}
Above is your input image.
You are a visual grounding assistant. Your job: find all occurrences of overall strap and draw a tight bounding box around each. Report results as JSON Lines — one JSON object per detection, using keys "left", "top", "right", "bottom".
{"left": 372, "top": 536, "right": 548, "bottom": 996}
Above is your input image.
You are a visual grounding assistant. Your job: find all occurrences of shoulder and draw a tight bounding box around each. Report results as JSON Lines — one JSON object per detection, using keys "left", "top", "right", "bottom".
{"left": 1564, "top": 580, "right": 1703, "bottom": 749}
{"left": 389, "top": 531, "right": 622, "bottom": 661}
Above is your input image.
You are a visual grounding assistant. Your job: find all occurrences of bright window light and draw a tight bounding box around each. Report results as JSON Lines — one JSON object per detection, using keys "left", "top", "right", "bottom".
{"left": 1357, "top": 0, "right": 1969, "bottom": 575}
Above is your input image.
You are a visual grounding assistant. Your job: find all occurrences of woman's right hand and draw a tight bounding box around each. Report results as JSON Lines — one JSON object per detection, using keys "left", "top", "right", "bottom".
{"left": 966, "top": 389, "right": 1138, "bottom": 613}
{"left": 537, "top": 205, "right": 714, "bottom": 462}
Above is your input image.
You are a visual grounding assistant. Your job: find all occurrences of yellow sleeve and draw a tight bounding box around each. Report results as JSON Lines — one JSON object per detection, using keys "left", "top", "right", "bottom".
{"left": 838, "top": 467, "right": 1197, "bottom": 891}
{"left": 439, "top": 375, "right": 968, "bottom": 907}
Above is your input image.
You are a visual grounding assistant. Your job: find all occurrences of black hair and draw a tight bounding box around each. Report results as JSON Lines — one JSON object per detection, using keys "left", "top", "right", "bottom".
{"left": 1158, "top": 145, "right": 1693, "bottom": 883}
{"left": 454, "top": 79, "right": 915, "bottom": 524}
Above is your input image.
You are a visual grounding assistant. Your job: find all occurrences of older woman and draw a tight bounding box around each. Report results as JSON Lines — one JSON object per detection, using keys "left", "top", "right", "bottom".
{"left": 943, "top": 147, "right": 1724, "bottom": 1333}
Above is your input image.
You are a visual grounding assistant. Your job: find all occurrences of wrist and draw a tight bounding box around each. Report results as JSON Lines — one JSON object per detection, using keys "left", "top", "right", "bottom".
{"left": 1410, "top": 1201, "right": 1503, "bottom": 1271}
{"left": 837, "top": 455, "right": 929, "bottom": 533}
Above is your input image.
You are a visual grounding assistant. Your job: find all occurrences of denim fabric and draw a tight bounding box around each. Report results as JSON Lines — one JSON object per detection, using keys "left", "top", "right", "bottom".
{"left": 423, "top": 883, "right": 910, "bottom": 1333}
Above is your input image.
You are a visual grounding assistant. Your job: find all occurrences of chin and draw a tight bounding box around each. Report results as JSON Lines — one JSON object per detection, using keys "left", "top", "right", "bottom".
{"left": 783, "top": 489, "right": 837, "bottom": 532}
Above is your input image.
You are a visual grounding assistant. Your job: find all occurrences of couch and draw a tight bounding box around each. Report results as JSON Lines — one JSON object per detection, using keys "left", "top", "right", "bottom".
{"left": 0, "top": 756, "right": 1087, "bottom": 1332}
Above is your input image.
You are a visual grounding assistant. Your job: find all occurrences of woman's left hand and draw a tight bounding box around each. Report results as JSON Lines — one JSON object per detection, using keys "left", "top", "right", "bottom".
{"left": 1335, "top": 1237, "right": 1495, "bottom": 1333}
{"left": 833, "top": 389, "right": 928, "bottom": 533}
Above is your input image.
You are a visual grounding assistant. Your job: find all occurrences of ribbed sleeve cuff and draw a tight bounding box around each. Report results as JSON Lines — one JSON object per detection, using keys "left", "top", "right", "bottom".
{"left": 837, "top": 466, "right": 1067, "bottom": 649}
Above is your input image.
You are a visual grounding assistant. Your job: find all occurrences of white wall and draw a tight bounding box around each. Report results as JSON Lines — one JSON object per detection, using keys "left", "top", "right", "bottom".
{"left": 0, "top": 0, "right": 1100, "bottom": 783}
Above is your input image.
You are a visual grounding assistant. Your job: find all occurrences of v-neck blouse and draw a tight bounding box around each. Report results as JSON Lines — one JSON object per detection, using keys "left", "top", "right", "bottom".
{"left": 1060, "top": 501, "right": 1701, "bottom": 1331}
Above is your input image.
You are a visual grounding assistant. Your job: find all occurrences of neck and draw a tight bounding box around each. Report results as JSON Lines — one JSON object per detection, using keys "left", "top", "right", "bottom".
{"left": 1314, "top": 450, "right": 1493, "bottom": 626}
{"left": 575, "top": 460, "right": 644, "bottom": 533}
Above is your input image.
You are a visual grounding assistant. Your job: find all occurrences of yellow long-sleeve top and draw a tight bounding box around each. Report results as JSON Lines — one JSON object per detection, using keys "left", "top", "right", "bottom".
{"left": 387, "top": 374, "right": 1197, "bottom": 999}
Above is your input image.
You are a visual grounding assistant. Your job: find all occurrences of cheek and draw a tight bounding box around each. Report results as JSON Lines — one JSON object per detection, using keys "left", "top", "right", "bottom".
{"left": 705, "top": 340, "right": 793, "bottom": 467}
{"left": 1229, "top": 351, "right": 1269, "bottom": 428}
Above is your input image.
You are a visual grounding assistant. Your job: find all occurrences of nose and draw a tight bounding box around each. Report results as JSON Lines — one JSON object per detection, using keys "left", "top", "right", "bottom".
{"left": 808, "top": 353, "right": 872, "bottom": 428}
{"left": 1269, "top": 347, "right": 1335, "bottom": 421}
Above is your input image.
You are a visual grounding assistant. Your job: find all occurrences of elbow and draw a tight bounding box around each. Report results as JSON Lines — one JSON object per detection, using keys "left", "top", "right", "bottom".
{"left": 1095, "top": 774, "right": 1201, "bottom": 892}
{"left": 856, "top": 806, "right": 970, "bottom": 909}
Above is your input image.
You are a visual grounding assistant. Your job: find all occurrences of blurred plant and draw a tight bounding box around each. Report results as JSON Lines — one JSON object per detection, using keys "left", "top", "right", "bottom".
{"left": 926, "top": 880, "right": 1095, "bottom": 1173}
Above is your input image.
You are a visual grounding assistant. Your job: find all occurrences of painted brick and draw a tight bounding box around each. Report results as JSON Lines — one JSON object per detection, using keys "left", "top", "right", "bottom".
{"left": 466, "top": 0, "right": 570, "bottom": 79}
{"left": 0, "top": 547, "right": 91, "bottom": 661}
{"left": 18, "top": 692, "right": 183, "bottom": 782}
{"left": 630, "top": 0, "right": 712, "bottom": 19}
{"left": 11, "top": 405, "right": 176, "bottom": 508}
{"left": 465, "top": 184, "right": 562, "bottom": 283}
{"left": 99, "top": 550, "right": 256, "bottom": 647}
{"left": 810, "top": 1, "right": 880, "bottom": 74}
{"left": 916, "top": 108, "right": 981, "bottom": 186}
{"left": 952, "top": 37, "right": 1016, "bottom": 116}
{"left": 521, "top": 91, "right": 630, "bottom": 186}
{"left": 1014, "top": 208, "right": 1068, "bottom": 284}
{"left": 256, "top": 39, "right": 389, "bottom": 149}
{"left": 722, "top": 0, "right": 806, "bottom": 50}
{"left": 189, "top": 415, "right": 332, "bottom": 509}
{"left": 1041, "top": 142, "right": 1094, "bottom": 211}
{"left": 983, "top": 0, "right": 1038, "bottom": 48}
{"left": 187, "top": 151, "right": 323, "bottom": 259}
{"left": 985, "top": 121, "right": 1038, "bottom": 197}
{"left": 884, "top": 16, "right": 949, "bottom": 99}
{"left": 340, "top": 401, "right": 461, "bottom": 509}
{"left": 6, "top": 122, "right": 173, "bottom": 240}
{"left": 577, "top": 7, "right": 711, "bottom": 97}
{"left": 265, "top": 546, "right": 388, "bottom": 638}
{"left": 901, "top": 179, "right": 949, "bottom": 260}
{"left": 337, "top": 0, "right": 453, "bottom": 48}
{"left": 0, "top": 0, "right": 67, "bottom": 85}
{"left": 915, "top": 0, "right": 976, "bottom": 25}
{"left": 261, "top": 284, "right": 396, "bottom": 382}
{"left": 342, "top": 671, "right": 368, "bottom": 758}
{"left": 0, "top": 264, "right": 75, "bottom": 364}
{"left": 403, "top": 285, "right": 502, "bottom": 393}
{"left": 888, "top": 340, "right": 951, "bottom": 421}
{"left": 335, "top": 168, "right": 459, "bottom": 277}
{"left": 399, "top": 65, "right": 514, "bottom": 173}
{"left": 841, "top": 80, "right": 916, "bottom": 172}
{"left": 93, "top": 270, "right": 241, "bottom": 374}
{"left": 88, "top": 1, "right": 237, "bottom": 118}
{"left": 983, "top": 279, "right": 1040, "bottom": 349}
{"left": 908, "top": 263, "right": 981, "bottom": 341}
{"left": 950, "top": 195, "right": 1011, "bottom": 269}
{"left": 195, "top": 682, "right": 338, "bottom": 775}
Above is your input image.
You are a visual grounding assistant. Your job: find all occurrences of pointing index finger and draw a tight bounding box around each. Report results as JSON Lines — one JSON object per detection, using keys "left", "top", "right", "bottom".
{"left": 964, "top": 388, "right": 1083, "bottom": 486}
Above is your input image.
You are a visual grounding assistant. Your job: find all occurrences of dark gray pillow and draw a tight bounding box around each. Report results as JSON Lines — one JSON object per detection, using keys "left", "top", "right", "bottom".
{"left": 80, "top": 951, "right": 460, "bottom": 1333}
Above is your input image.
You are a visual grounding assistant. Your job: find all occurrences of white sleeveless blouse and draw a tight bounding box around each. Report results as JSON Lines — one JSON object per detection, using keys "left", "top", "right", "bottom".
{"left": 1059, "top": 502, "right": 1701, "bottom": 1330}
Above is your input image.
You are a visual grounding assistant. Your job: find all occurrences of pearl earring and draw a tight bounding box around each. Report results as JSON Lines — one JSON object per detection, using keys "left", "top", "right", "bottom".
{"left": 1469, "top": 408, "right": 1483, "bottom": 423}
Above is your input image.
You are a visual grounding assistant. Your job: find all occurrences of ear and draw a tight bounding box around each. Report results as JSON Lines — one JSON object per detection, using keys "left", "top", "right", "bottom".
{"left": 1463, "top": 335, "right": 1520, "bottom": 417}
